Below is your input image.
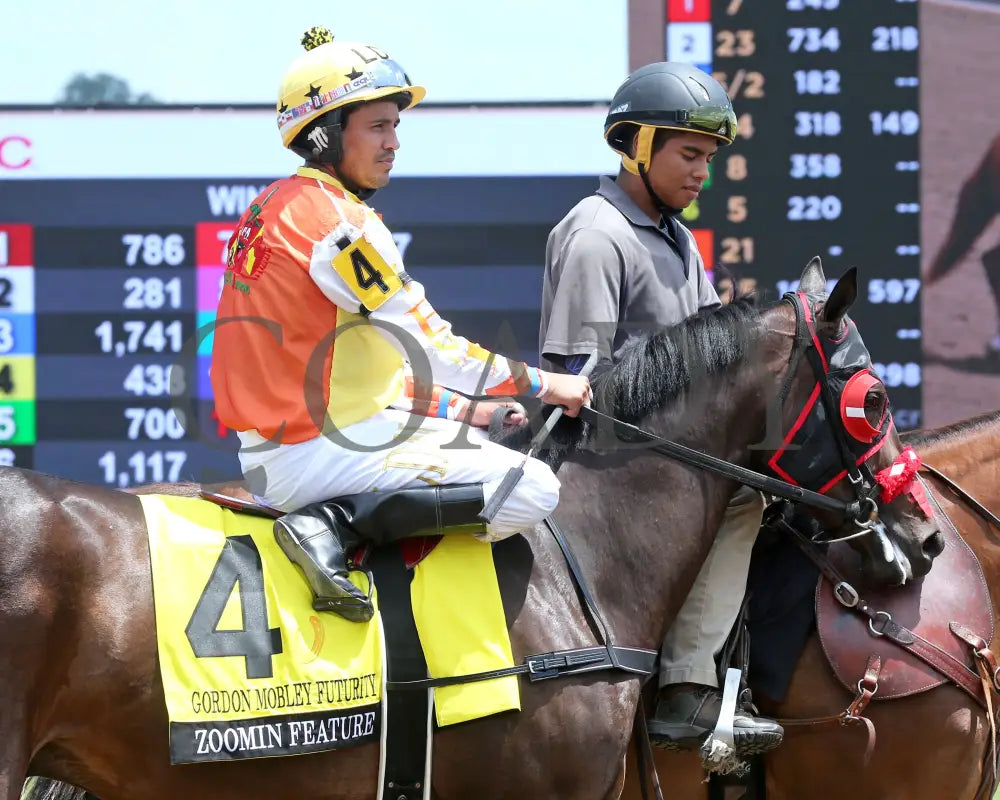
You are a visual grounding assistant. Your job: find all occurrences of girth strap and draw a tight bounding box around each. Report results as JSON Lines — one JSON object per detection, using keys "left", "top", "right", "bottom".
{"left": 387, "top": 644, "right": 657, "bottom": 690}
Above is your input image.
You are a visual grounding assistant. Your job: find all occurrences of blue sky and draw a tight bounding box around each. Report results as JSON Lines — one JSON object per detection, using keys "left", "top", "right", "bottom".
{"left": 1, "top": 0, "right": 628, "bottom": 104}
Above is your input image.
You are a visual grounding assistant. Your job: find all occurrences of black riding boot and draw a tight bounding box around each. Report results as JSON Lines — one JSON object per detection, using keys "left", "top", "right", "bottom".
{"left": 273, "top": 505, "right": 373, "bottom": 623}
{"left": 274, "top": 484, "right": 486, "bottom": 623}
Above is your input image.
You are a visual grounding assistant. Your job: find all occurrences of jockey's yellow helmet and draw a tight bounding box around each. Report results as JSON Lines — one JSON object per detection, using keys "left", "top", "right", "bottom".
{"left": 277, "top": 26, "right": 426, "bottom": 152}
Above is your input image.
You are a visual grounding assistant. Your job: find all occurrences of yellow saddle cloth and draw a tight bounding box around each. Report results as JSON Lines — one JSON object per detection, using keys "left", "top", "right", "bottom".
{"left": 140, "top": 494, "right": 520, "bottom": 764}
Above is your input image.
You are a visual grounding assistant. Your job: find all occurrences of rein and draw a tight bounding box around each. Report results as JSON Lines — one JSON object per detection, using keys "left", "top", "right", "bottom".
{"left": 572, "top": 290, "right": 898, "bottom": 536}
{"left": 578, "top": 405, "right": 866, "bottom": 520}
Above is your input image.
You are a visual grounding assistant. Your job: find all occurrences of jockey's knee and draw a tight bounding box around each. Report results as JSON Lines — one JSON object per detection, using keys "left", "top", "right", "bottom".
{"left": 483, "top": 458, "right": 560, "bottom": 539}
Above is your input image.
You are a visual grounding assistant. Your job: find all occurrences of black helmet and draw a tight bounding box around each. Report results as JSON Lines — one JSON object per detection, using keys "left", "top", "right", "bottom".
{"left": 604, "top": 62, "right": 737, "bottom": 175}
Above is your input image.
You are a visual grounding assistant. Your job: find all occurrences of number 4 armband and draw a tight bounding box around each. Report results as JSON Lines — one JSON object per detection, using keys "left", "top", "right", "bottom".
{"left": 330, "top": 230, "right": 406, "bottom": 315}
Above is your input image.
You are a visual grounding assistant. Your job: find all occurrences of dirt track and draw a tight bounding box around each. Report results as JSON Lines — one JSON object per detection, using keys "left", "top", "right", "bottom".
{"left": 921, "top": 0, "right": 1000, "bottom": 426}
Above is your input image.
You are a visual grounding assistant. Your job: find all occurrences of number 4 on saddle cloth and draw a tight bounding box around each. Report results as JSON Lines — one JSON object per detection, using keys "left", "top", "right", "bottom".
{"left": 139, "top": 488, "right": 520, "bottom": 775}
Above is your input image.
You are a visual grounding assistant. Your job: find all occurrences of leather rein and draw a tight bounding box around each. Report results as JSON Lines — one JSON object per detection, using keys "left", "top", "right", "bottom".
{"left": 576, "top": 291, "right": 885, "bottom": 537}
{"left": 579, "top": 405, "right": 866, "bottom": 521}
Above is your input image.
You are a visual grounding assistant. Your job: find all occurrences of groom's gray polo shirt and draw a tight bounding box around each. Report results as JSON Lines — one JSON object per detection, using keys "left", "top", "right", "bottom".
{"left": 539, "top": 175, "right": 720, "bottom": 371}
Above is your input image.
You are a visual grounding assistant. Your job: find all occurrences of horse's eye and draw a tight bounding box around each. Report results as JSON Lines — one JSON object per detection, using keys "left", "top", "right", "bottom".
{"left": 864, "top": 387, "right": 887, "bottom": 426}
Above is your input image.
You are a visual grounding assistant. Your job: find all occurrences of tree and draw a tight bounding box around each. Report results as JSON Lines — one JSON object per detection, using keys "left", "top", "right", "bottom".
{"left": 57, "top": 72, "right": 161, "bottom": 106}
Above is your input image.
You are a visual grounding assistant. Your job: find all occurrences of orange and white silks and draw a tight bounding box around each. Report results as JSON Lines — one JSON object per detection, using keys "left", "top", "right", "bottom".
{"left": 211, "top": 166, "right": 546, "bottom": 445}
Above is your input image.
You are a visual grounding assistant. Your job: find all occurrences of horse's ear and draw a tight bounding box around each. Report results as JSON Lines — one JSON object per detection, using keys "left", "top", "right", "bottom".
{"left": 798, "top": 256, "right": 827, "bottom": 294}
{"left": 821, "top": 267, "right": 858, "bottom": 325}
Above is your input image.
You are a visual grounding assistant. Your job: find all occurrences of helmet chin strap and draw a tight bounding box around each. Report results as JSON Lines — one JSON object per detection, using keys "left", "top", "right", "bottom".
{"left": 628, "top": 126, "right": 681, "bottom": 223}
{"left": 638, "top": 164, "right": 682, "bottom": 223}
{"left": 293, "top": 112, "right": 380, "bottom": 201}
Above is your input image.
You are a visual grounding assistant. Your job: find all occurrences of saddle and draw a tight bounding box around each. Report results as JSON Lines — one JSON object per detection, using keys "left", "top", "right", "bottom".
{"left": 195, "top": 483, "right": 658, "bottom": 800}
{"left": 711, "top": 497, "right": 1000, "bottom": 800}
{"left": 744, "top": 495, "right": 997, "bottom": 710}
{"left": 192, "top": 484, "right": 492, "bottom": 800}
{"left": 816, "top": 502, "right": 995, "bottom": 706}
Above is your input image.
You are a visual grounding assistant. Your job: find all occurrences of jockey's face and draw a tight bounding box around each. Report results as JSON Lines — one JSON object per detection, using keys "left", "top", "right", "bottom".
{"left": 646, "top": 131, "right": 717, "bottom": 210}
{"left": 339, "top": 100, "right": 401, "bottom": 191}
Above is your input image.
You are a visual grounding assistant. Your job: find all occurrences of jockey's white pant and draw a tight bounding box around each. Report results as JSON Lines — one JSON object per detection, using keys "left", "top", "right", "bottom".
{"left": 237, "top": 408, "right": 561, "bottom": 541}
{"left": 659, "top": 486, "right": 766, "bottom": 688}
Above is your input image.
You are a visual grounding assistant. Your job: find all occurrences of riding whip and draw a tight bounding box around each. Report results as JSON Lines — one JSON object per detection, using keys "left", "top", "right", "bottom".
{"left": 478, "top": 350, "right": 599, "bottom": 524}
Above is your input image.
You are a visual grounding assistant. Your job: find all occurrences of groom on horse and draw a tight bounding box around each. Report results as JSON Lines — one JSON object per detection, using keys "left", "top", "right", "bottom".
{"left": 210, "top": 27, "right": 591, "bottom": 622}
{"left": 539, "top": 62, "right": 784, "bottom": 757}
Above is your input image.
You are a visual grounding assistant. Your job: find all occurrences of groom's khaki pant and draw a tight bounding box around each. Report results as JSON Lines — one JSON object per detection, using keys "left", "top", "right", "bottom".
{"left": 659, "top": 486, "right": 766, "bottom": 688}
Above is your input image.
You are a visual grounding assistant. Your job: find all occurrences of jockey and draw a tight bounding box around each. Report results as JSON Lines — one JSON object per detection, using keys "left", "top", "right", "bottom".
{"left": 538, "top": 63, "right": 784, "bottom": 756}
{"left": 210, "top": 27, "right": 590, "bottom": 622}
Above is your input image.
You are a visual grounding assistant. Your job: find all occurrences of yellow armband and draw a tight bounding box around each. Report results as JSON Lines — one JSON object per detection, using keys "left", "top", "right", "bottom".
{"left": 331, "top": 233, "right": 403, "bottom": 312}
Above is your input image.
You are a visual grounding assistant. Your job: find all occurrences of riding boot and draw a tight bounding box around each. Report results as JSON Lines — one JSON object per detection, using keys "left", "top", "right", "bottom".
{"left": 275, "top": 484, "right": 487, "bottom": 623}
{"left": 326, "top": 483, "right": 487, "bottom": 545}
{"left": 273, "top": 506, "right": 374, "bottom": 623}
{"left": 647, "top": 683, "right": 784, "bottom": 756}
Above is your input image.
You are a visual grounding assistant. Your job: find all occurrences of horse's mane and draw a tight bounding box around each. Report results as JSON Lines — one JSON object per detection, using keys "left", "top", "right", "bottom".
{"left": 902, "top": 408, "right": 1000, "bottom": 447}
{"left": 499, "top": 296, "right": 763, "bottom": 463}
{"left": 592, "top": 296, "right": 762, "bottom": 422}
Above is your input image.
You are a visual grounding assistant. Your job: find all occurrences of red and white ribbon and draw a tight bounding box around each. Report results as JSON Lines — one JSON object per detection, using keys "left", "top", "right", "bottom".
{"left": 874, "top": 446, "right": 934, "bottom": 518}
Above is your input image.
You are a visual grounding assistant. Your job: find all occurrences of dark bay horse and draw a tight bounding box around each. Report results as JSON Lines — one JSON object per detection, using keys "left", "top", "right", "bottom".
{"left": 7, "top": 261, "right": 940, "bottom": 800}
{"left": 623, "top": 409, "right": 1000, "bottom": 800}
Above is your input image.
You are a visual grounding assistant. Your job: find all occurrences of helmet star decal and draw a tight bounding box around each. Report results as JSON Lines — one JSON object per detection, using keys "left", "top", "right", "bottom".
{"left": 275, "top": 26, "right": 426, "bottom": 149}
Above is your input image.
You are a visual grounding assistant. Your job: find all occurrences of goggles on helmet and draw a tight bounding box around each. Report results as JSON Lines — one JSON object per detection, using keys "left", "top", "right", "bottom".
{"left": 607, "top": 104, "right": 737, "bottom": 145}
{"left": 278, "top": 58, "right": 417, "bottom": 141}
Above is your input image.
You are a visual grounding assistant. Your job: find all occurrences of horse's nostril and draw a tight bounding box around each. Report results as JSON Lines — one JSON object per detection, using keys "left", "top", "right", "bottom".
{"left": 923, "top": 530, "right": 946, "bottom": 559}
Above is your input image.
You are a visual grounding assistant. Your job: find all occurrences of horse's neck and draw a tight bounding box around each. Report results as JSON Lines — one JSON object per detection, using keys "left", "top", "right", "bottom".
{"left": 556, "top": 361, "right": 772, "bottom": 650}
{"left": 917, "top": 415, "right": 1000, "bottom": 625}
{"left": 920, "top": 418, "right": 1000, "bottom": 489}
